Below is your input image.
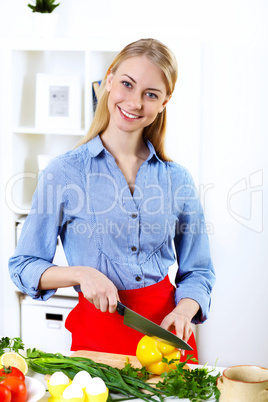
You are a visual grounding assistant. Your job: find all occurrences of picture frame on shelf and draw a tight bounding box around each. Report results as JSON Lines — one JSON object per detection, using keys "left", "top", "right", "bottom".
{"left": 35, "top": 73, "right": 82, "bottom": 130}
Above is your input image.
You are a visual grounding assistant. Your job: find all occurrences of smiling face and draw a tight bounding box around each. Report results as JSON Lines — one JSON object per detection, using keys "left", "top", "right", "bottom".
{"left": 105, "top": 56, "right": 170, "bottom": 137}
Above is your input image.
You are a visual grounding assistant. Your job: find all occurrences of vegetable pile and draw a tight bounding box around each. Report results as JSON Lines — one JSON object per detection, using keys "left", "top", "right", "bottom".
{"left": 0, "top": 363, "right": 27, "bottom": 402}
{"left": 26, "top": 348, "right": 161, "bottom": 402}
{"left": 0, "top": 336, "right": 221, "bottom": 402}
{"left": 0, "top": 337, "right": 29, "bottom": 401}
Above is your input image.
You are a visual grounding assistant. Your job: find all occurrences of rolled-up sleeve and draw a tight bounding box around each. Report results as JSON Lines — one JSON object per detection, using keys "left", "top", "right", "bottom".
{"left": 174, "top": 171, "right": 215, "bottom": 324}
{"left": 8, "top": 158, "right": 68, "bottom": 300}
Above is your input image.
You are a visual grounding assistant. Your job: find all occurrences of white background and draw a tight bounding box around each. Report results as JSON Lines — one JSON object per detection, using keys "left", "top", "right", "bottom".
{"left": 0, "top": 0, "right": 268, "bottom": 368}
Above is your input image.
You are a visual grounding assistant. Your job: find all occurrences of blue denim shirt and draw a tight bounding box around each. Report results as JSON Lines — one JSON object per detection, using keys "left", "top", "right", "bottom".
{"left": 9, "top": 135, "right": 215, "bottom": 324}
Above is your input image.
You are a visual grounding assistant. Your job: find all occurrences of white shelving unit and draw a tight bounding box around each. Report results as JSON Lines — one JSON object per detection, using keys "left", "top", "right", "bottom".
{"left": 0, "top": 36, "right": 121, "bottom": 340}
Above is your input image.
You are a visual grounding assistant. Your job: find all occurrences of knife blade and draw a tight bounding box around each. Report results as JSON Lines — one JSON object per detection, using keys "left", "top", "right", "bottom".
{"left": 116, "top": 301, "right": 193, "bottom": 351}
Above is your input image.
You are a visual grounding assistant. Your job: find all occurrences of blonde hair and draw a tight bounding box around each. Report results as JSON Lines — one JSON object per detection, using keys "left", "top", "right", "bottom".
{"left": 77, "top": 38, "right": 178, "bottom": 161}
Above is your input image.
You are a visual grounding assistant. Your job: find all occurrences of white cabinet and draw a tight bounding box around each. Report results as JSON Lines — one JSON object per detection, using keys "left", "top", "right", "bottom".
{"left": 0, "top": 37, "right": 121, "bottom": 339}
{"left": 20, "top": 295, "right": 78, "bottom": 352}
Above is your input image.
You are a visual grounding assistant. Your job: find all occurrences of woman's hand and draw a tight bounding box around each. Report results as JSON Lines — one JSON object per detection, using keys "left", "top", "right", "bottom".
{"left": 160, "top": 298, "right": 200, "bottom": 342}
{"left": 38, "top": 265, "right": 119, "bottom": 313}
{"left": 78, "top": 266, "right": 120, "bottom": 313}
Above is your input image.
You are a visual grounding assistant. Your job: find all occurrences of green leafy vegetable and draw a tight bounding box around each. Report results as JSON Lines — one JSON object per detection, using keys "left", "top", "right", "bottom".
{"left": 155, "top": 356, "right": 221, "bottom": 401}
{"left": 120, "top": 357, "right": 150, "bottom": 381}
{"left": 25, "top": 348, "right": 163, "bottom": 402}
{"left": 0, "top": 337, "right": 25, "bottom": 355}
{"left": 1, "top": 337, "right": 221, "bottom": 401}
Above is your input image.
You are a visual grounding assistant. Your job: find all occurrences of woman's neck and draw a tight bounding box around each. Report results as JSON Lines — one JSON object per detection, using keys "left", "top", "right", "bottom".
{"left": 100, "top": 129, "right": 149, "bottom": 161}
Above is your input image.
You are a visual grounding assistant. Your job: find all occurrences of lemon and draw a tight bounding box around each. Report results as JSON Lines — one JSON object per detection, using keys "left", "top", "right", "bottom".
{"left": 0, "top": 352, "right": 28, "bottom": 375}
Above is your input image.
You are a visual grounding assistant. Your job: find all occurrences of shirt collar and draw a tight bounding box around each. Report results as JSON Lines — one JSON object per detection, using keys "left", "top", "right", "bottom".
{"left": 87, "top": 134, "right": 164, "bottom": 164}
{"left": 86, "top": 134, "right": 106, "bottom": 157}
{"left": 146, "top": 140, "right": 165, "bottom": 164}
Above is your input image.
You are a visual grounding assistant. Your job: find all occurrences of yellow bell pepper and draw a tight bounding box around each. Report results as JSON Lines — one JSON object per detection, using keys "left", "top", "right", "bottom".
{"left": 136, "top": 335, "right": 181, "bottom": 375}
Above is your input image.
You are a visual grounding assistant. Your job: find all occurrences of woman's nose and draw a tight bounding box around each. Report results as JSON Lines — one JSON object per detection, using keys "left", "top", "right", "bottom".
{"left": 127, "top": 91, "right": 142, "bottom": 110}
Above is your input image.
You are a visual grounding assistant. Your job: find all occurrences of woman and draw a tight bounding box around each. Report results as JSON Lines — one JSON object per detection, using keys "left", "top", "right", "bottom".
{"left": 9, "top": 38, "right": 215, "bottom": 361}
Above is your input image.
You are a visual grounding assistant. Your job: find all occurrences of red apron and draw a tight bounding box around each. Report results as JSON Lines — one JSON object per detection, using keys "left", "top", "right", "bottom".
{"left": 65, "top": 275, "right": 198, "bottom": 363}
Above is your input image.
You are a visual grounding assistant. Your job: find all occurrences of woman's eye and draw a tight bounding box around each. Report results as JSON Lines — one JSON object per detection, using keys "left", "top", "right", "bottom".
{"left": 122, "top": 81, "right": 132, "bottom": 88}
{"left": 146, "top": 92, "right": 158, "bottom": 99}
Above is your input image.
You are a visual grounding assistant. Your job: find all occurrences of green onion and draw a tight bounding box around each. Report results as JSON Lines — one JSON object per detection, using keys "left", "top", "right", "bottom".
{"left": 26, "top": 348, "right": 164, "bottom": 402}
{"left": 1, "top": 337, "right": 221, "bottom": 402}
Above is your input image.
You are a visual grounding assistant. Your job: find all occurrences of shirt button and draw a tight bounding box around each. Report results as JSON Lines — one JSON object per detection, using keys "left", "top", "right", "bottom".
{"left": 135, "top": 276, "right": 142, "bottom": 282}
{"left": 131, "top": 246, "right": 137, "bottom": 252}
{"left": 131, "top": 213, "right": 138, "bottom": 219}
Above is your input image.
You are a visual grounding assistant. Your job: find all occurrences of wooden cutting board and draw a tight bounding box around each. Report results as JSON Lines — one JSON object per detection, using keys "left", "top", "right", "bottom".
{"left": 45, "top": 351, "right": 142, "bottom": 382}
{"left": 45, "top": 351, "right": 189, "bottom": 385}
{"left": 70, "top": 350, "right": 141, "bottom": 370}
{"left": 69, "top": 350, "right": 179, "bottom": 386}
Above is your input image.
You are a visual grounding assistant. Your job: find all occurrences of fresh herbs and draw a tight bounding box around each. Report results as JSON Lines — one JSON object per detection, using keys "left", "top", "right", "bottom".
{"left": 155, "top": 356, "right": 221, "bottom": 401}
{"left": 26, "top": 348, "right": 162, "bottom": 402}
{"left": 120, "top": 357, "right": 151, "bottom": 381}
{"left": 1, "top": 337, "right": 221, "bottom": 401}
{"left": 0, "top": 337, "right": 24, "bottom": 355}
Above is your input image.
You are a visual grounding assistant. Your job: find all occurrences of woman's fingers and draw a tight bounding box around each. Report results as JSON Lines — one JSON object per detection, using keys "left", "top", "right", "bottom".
{"left": 108, "top": 295, "right": 119, "bottom": 313}
{"left": 161, "top": 299, "right": 199, "bottom": 342}
{"left": 160, "top": 313, "right": 176, "bottom": 332}
{"left": 98, "top": 293, "right": 119, "bottom": 313}
{"left": 160, "top": 311, "right": 192, "bottom": 342}
{"left": 79, "top": 266, "right": 119, "bottom": 313}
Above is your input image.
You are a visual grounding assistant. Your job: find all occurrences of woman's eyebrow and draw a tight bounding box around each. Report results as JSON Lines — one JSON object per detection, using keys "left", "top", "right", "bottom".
{"left": 122, "top": 74, "right": 136, "bottom": 83}
{"left": 122, "top": 74, "right": 163, "bottom": 93}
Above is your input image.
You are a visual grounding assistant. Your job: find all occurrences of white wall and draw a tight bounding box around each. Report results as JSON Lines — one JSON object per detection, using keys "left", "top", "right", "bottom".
{"left": 198, "top": 43, "right": 268, "bottom": 367}
{"left": 1, "top": 0, "right": 268, "bottom": 367}
{"left": 0, "top": 51, "right": 5, "bottom": 336}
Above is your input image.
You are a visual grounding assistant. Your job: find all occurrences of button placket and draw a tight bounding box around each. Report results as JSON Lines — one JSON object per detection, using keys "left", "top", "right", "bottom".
{"left": 129, "top": 210, "right": 139, "bottom": 258}
{"left": 129, "top": 212, "right": 138, "bottom": 253}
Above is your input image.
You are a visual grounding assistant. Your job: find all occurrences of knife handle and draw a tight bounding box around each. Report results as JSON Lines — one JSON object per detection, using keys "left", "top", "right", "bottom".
{"left": 116, "top": 301, "right": 125, "bottom": 316}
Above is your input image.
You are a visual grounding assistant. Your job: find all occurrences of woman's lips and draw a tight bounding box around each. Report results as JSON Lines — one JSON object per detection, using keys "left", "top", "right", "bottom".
{"left": 118, "top": 106, "right": 141, "bottom": 120}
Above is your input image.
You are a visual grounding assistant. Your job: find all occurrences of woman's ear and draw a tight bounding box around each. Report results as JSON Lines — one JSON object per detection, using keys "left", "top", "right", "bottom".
{"left": 106, "top": 72, "right": 114, "bottom": 92}
{"left": 159, "top": 95, "right": 172, "bottom": 113}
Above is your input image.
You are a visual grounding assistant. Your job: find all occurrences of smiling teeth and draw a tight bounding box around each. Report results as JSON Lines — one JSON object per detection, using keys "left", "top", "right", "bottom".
{"left": 120, "top": 108, "right": 139, "bottom": 119}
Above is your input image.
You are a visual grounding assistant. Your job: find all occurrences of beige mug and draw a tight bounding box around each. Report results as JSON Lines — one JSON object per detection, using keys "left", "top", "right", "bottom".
{"left": 217, "top": 365, "right": 268, "bottom": 402}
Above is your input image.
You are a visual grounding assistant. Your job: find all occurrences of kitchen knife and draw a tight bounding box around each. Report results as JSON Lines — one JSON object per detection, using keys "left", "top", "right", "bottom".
{"left": 116, "top": 301, "right": 193, "bottom": 351}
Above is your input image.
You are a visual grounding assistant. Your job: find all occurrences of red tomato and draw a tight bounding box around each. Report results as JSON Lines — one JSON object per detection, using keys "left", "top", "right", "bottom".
{"left": 0, "top": 366, "right": 25, "bottom": 382}
{"left": 0, "top": 384, "right": 12, "bottom": 402}
{"left": 0, "top": 377, "right": 27, "bottom": 402}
